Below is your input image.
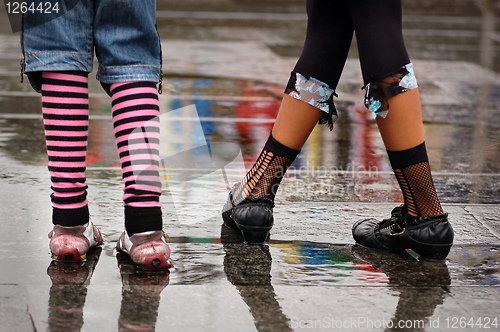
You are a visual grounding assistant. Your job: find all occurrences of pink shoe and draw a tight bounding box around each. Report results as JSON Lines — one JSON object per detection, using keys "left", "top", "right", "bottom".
{"left": 117, "top": 231, "right": 172, "bottom": 270}
{"left": 48, "top": 222, "right": 103, "bottom": 262}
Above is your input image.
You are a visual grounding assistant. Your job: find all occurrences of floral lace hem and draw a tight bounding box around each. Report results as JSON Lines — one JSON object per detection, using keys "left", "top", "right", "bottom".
{"left": 362, "top": 63, "right": 418, "bottom": 119}
{"left": 285, "top": 72, "right": 338, "bottom": 131}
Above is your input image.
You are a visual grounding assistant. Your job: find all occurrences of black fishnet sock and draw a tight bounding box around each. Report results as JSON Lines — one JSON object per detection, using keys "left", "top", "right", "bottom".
{"left": 387, "top": 142, "right": 443, "bottom": 219}
{"left": 232, "top": 132, "right": 300, "bottom": 205}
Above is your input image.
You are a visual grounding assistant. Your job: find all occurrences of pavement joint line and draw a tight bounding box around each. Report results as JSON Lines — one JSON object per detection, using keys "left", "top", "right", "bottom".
{"left": 0, "top": 165, "right": 499, "bottom": 178}
{"left": 403, "top": 15, "right": 500, "bottom": 24}
{"left": 157, "top": 116, "right": 276, "bottom": 123}
{"left": 287, "top": 170, "right": 500, "bottom": 177}
{"left": 7, "top": 282, "right": 498, "bottom": 288}
{"left": 463, "top": 206, "right": 500, "bottom": 240}
{"left": 403, "top": 29, "right": 479, "bottom": 37}
{"left": 0, "top": 11, "right": 497, "bottom": 24}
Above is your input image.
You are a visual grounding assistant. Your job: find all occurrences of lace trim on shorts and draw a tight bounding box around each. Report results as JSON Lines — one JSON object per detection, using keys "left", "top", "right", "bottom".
{"left": 285, "top": 72, "right": 338, "bottom": 131}
{"left": 362, "top": 63, "right": 418, "bottom": 119}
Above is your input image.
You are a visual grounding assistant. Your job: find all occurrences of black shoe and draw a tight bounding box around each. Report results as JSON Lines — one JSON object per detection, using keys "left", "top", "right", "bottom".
{"left": 222, "top": 183, "right": 274, "bottom": 244}
{"left": 352, "top": 206, "right": 454, "bottom": 261}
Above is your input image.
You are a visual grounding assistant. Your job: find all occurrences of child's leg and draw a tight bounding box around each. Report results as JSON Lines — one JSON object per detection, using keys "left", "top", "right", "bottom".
{"left": 93, "top": 0, "right": 169, "bottom": 268}
{"left": 22, "top": 0, "right": 100, "bottom": 261}
{"left": 236, "top": 0, "right": 354, "bottom": 201}
{"left": 374, "top": 89, "right": 424, "bottom": 152}
{"left": 110, "top": 82, "right": 171, "bottom": 269}
{"left": 43, "top": 71, "right": 102, "bottom": 261}
{"left": 273, "top": 0, "right": 356, "bottom": 149}
{"left": 110, "top": 82, "right": 162, "bottom": 234}
{"left": 42, "top": 71, "right": 89, "bottom": 225}
{"left": 223, "top": 0, "right": 354, "bottom": 242}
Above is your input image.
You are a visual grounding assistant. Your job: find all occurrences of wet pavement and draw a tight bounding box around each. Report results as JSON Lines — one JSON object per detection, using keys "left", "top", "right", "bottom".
{"left": 1, "top": 1, "right": 500, "bottom": 331}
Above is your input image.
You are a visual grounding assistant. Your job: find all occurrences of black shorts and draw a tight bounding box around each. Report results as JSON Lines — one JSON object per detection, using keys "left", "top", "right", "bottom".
{"left": 286, "top": 0, "right": 418, "bottom": 127}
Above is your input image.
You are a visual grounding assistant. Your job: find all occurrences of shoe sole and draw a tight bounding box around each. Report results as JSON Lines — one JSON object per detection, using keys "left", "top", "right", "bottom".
{"left": 116, "top": 248, "right": 173, "bottom": 270}
{"left": 117, "top": 235, "right": 173, "bottom": 270}
{"left": 222, "top": 207, "right": 271, "bottom": 244}
{"left": 235, "top": 224, "right": 271, "bottom": 244}
{"left": 407, "top": 244, "right": 452, "bottom": 262}
{"left": 353, "top": 216, "right": 453, "bottom": 262}
{"left": 143, "top": 254, "right": 172, "bottom": 270}
{"left": 53, "top": 248, "right": 86, "bottom": 262}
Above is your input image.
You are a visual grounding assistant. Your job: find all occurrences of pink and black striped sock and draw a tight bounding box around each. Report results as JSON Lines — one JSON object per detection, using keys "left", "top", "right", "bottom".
{"left": 110, "top": 82, "right": 162, "bottom": 234}
{"left": 42, "top": 71, "right": 90, "bottom": 227}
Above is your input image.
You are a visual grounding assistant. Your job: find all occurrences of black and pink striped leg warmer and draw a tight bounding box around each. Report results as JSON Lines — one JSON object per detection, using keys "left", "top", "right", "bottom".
{"left": 111, "top": 82, "right": 163, "bottom": 234}
{"left": 42, "top": 73, "right": 163, "bottom": 233}
{"left": 42, "top": 71, "right": 90, "bottom": 227}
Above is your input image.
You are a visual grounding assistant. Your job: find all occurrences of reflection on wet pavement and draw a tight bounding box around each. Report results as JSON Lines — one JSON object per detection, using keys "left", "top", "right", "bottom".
{"left": 166, "top": 236, "right": 498, "bottom": 331}
{"left": 352, "top": 246, "right": 451, "bottom": 332}
{"left": 46, "top": 248, "right": 171, "bottom": 332}
{"left": 116, "top": 253, "right": 170, "bottom": 331}
{"left": 47, "top": 247, "right": 102, "bottom": 331}
{"left": 168, "top": 236, "right": 500, "bottom": 288}
{"left": 7, "top": 230, "right": 499, "bottom": 332}
{"left": 43, "top": 233, "right": 497, "bottom": 332}
{"left": 0, "top": 75, "right": 499, "bottom": 204}
{"left": 221, "top": 225, "right": 291, "bottom": 332}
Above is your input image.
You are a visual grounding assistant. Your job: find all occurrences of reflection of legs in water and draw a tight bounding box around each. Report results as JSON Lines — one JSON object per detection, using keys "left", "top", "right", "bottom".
{"left": 116, "top": 253, "right": 169, "bottom": 331}
{"left": 47, "top": 247, "right": 102, "bottom": 331}
{"left": 389, "top": 287, "right": 448, "bottom": 332}
{"left": 352, "top": 246, "right": 450, "bottom": 331}
{"left": 221, "top": 226, "right": 291, "bottom": 332}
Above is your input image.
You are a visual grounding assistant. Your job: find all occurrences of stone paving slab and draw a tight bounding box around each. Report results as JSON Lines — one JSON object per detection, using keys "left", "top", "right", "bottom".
{"left": 0, "top": 285, "right": 35, "bottom": 332}
{"left": 0, "top": 166, "right": 498, "bottom": 331}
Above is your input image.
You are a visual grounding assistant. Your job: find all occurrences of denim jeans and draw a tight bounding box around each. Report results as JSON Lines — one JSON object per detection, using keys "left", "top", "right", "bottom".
{"left": 22, "top": 0, "right": 161, "bottom": 93}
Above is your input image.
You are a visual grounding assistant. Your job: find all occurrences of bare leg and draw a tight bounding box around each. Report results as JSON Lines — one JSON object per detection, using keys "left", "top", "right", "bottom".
{"left": 272, "top": 95, "right": 323, "bottom": 150}
{"left": 376, "top": 89, "right": 424, "bottom": 151}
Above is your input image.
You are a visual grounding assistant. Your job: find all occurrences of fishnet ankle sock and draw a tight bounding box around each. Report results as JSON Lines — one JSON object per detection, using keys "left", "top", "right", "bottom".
{"left": 232, "top": 133, "right": 300, "bottom": 204}
{"left": 388, "top": 142, "right": 443, "bottom": 218}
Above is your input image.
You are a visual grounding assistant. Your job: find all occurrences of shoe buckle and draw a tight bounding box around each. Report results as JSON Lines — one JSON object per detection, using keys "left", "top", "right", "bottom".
{"left": 389, "top": 217, "right": 404, "bottom": 233}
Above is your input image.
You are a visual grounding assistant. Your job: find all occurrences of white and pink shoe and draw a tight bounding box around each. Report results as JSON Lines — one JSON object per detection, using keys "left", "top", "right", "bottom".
{"left": 117, "top": 231, "right": 172, "bottom": 270}
{"left": 48, "top": 222, "right": 103, "bottom": 261}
